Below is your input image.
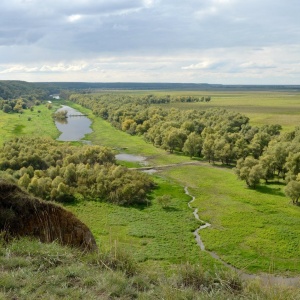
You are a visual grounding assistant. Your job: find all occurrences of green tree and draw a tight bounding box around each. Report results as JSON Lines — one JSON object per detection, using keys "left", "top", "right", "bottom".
{"left": 235, "top": 157, "right": 263, "bottom": 188}
{"left": 183, "top": 132, "right": 203, "bottom": 157}
{"left": 64, "top": 163, "right": 76, "bottom": 186}
{"left": 250, "top": 132, "right": 271, "bottom": 158}
{"left": 163, "top": 128, "right": 187, "bottom": 153}
{"left": 285, "top": 180, "right": 300, "bottom": 205}
{"left": 214, "top": 138, "right": 233, "bottom": 165}
{"left": 233, "top": 137, "right": 249, "bottom": 159}
{"left": 157, "top": 195, "right": 172, "bottom": 208}
{"left": 18, "top": 173, "right": 31, "bottom": 189}
{"left": 2, "top": 104, "right": 11, "bottom": 113}
{"left": 285, "top": 152, "right": 300, "bottom": 182}
{"left": 259, "top": 154, "right": 275, "bottom": 183}
{"left": 202, "top": 135, "right": 215, "bottom": 163}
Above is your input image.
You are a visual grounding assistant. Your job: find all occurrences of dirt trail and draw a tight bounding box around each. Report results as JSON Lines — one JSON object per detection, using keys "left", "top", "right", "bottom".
{"left": 130, "top": 160, "right": 212, "bottom": 171}
{"left": 185, "top": 186, "right": 300, "bottom": 287}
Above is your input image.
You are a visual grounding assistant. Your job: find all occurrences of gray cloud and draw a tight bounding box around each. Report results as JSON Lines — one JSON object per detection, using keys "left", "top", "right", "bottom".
{"left": 0, "top": 0, "right": 299, "bottom": 83}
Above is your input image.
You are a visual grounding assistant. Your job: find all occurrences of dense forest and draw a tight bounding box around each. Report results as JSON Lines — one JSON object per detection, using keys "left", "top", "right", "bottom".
{"left": 0, "top": 137, "right": 153, "bottom": 205}
{"left": 68, "top": 93, "right": 300, "bottom": 203}
{"left": 0, "top": 81, "right": 49, "bottom": 100}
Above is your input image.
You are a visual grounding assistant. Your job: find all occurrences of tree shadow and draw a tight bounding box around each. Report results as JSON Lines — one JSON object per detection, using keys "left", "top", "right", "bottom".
{"left": 212, "top": 163, "right": 235, "bottom": 170}
{"left": 128, "top": 199, "right": 153, "bottom": 211}
{"left": 162, "top": 206, "right": 180, "bottom": 212}
{"left": 255, "top": 184, "right": 285, "bottom": 197}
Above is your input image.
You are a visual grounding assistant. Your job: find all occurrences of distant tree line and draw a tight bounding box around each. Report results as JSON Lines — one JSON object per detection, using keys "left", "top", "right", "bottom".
{"left": 0, "top": 81, "right": 49, "bottom": 100}
{"left": 0, "top": 137, "right": 153, "bottom": 205}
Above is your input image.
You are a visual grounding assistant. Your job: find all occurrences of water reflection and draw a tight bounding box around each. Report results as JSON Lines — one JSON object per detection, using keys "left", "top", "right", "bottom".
{"left": 55, "top": 118, "right": 68, "bottom": 125}
{"left": 55, "top": 106, "right": 92, "bottom": 141}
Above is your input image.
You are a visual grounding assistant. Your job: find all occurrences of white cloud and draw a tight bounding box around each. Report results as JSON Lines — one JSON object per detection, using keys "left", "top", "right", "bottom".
{"left": 239, "top": 61, "right": 276, "bottom": 70}
{"left": 67, "top": 14, "right": 82, "bottom": 22}
{"left": 0, "top": 65, "right": 38, "bottom": 73}
{"left": 182, "top": 60, "right": 217, "bottom": 70}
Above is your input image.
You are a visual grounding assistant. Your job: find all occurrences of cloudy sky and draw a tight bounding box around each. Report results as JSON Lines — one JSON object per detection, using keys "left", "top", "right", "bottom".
{"left": 0, "top": 0, "right": 299, "bottom": 84}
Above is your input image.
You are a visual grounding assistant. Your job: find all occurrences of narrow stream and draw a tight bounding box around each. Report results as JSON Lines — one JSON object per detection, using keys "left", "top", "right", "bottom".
{"left": 185, "top": 186, "right": 211, "bottom": 251}
{"left": 185, "top": 186, "right": 300, "bottom": 287}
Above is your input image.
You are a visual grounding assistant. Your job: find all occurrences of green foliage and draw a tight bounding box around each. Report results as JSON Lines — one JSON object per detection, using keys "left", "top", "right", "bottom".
{"left": 156, "top": 194, "right": 172, "bottom": 208}
{"left": 0, "top": 80, "right": 48, "bottom": 100}
{"left": 183, "top": 132, "right": 203, "bottom": 157}
{"left": 68, "top": 93, "right": 268, "bottom": 164}
{"left": 285, "top": 180, "right": 300, "bottom": 205}
{"left": 52, "top": 109, "right": 67, "bottom": 120}
{"left": 0, "top": 137, "right": 153, "bottom": 205}
{"left": 235, "top": 156, "right": 263, "bottom": 188}
{"left": 2, "top": 104, "right": 11, "bottom": 113}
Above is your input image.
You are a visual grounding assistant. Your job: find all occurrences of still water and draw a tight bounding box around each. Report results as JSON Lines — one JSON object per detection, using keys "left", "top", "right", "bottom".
{"left": 55, "top": 106, "right": 92, "bottom": 141}
{"left": 115, "top": 154, "right": 146, "bottom": 162}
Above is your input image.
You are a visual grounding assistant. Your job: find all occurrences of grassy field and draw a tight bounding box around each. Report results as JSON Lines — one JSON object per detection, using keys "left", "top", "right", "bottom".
{"left": 163, "top": 165, "right": 300, "bottom": 275}
{"left": 160, "top": 91, "right": 300, "bottom": 132}
{"left": 67, "top": 99, "right": 300, "bottom": 275}
{"left": 4, "top": 237, "right": 296, "bottom": 299}
{"left": 1, "top": 94, "right": 300, "bottom": 277}
{"left": 0, "top": 103, "right": 60, "bottom": 145}
{"left": 92, "top": 90, "right": 300, "bottom": 132}
{"left": 66, "top": 176, "right": 218, "bottom": 269}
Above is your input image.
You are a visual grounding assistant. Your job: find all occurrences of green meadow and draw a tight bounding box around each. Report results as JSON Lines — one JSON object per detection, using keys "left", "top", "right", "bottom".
{"left": 0, "top": 103, "right": 60, "bottom": 145}
{"left": 163, "top": 165, "right": 300, "bottom": 275}
{"left": 66, "top": 95, "right": 300, "bottom": 275}
{"left": 92, "top": 90, "right": 300, "bottom": 132}
{"left": 1, "top": 92, "right": 300, "bottom": 277}
{"left": 65, "top": 176, "right": 218, "bottom": 269}
{"left": 163, "top": 91, "right": 300, "bottom": 132}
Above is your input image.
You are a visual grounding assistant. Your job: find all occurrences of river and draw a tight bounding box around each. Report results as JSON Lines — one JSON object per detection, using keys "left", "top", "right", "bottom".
{"left": 55, "top": 105, "right": 92, "bottom": 142}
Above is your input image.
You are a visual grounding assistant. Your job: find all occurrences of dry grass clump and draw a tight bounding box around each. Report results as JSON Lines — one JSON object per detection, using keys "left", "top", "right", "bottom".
{"left": 0, "top": 179, "right": 97, "bottom": 251}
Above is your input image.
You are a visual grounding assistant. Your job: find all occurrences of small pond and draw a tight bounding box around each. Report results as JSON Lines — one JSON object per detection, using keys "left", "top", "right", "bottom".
{"left": 115, "top": 154, "right": 147, "bottom": 162}
{"left": 55, "top": 106, "right": 92, "bottom": 142}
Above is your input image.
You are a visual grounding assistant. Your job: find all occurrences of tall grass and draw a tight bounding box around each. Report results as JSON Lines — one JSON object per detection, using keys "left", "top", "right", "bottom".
{"left": 2, "top": 236, "right": 299, "bottom": 299}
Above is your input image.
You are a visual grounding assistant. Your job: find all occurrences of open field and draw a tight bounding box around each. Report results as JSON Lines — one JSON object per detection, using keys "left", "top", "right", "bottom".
{"left": 67, "top": 99, "right": 300, "bottom": 275}
{"left": 0, "top": 103, "right": 60, "bottom": 146}
{"left": 66, "top": 176, "right": 219, "bottom": 269}
{"left": 163, "top": 165, "right": 300, "bottom": 275}
{"left": 161, "top": 91, "right": 300, "bottom": 132}
{"left": 1, "top": 95, "right": 300, "bottom": 278}
{"left": 92, "top": 90, "right": 300, "bottom": 132}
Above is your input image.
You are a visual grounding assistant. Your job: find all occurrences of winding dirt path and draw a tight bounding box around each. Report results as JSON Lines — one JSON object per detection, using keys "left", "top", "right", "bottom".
{"left": 184, "top": 186, "right": 300, "bottom": 287}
